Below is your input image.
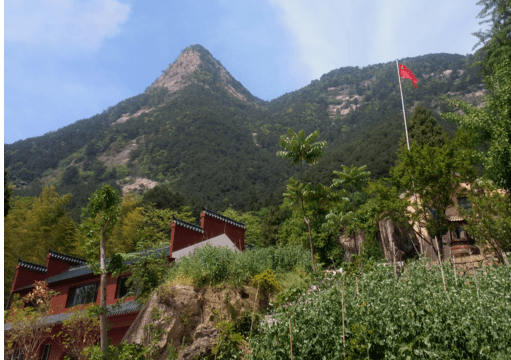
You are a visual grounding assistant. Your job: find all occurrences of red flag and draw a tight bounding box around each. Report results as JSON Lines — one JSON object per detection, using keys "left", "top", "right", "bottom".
{"left": 398, "top": 64, "right": 418, "bottom": 88}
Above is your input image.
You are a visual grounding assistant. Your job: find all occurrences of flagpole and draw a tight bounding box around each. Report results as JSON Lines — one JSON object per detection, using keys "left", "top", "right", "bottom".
{"left": 396, "top": 59, "right": 410, "bottom": 151}
{"left": 397, "top": 60, "right": 424, "bottom": 257}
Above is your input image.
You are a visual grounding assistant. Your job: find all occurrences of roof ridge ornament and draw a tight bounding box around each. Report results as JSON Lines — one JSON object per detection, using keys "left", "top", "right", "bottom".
{"left": 173, "top": 216, "right": 204, "bottom": 233}
{"left": 48, "top": 249, "right": 87, "bottom": 265}
{"left": 202, "top": 207, "right": 246, "bottom": 229}
{"left": 18, "top": 259, "right": 48, "bottom": 273}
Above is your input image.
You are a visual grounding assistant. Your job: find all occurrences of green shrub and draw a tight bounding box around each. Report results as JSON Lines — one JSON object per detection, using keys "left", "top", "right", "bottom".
{"left": 251, "top": 269, "right": 280, "bottom": 295}
{"left": 165, "top": 245, "right": 312, "bottom": 287}
{"left": 212, "top": 321, "right": 245, "bottom": 360}
{"left": 251, "top": 260, "right": 511, "bottom": 359}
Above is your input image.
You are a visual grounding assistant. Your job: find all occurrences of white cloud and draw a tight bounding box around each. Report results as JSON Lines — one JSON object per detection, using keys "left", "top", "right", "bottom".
{"left": 5, "top": 0, "right": 131, "bottom": 52}
{"left": 267, "top": 0, "right": 485, "bottom": 80}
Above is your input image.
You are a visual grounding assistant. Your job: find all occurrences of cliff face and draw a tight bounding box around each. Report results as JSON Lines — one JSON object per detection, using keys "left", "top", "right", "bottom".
{"left": 122, "top": 283, "right": 259, "bottom": 359}
{"left": 149, "top": 50, "right": 202, "bottom": 94}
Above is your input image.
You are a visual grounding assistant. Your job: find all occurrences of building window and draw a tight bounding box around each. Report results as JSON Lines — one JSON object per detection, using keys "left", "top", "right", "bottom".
{"left": 67, "top": 282, "right": 99, "bottom": 308}
{"left": 116, "top": 276, "right": 131, "bottom": 298}
{"left": 40, "top": 344, "right": 51, "bottom": 360}
{"left": 457, "top": 197, "right": 472, "bottom": 211}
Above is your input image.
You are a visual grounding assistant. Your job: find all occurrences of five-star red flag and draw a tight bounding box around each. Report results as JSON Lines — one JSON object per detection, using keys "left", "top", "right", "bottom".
{"left": 399, "top": 64, "right": 418, "bottom": 88}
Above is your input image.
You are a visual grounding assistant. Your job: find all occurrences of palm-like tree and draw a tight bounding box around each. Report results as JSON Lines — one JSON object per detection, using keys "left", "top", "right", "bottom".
{"left": 277, "top": 129, "right": 327, "bottom": 272}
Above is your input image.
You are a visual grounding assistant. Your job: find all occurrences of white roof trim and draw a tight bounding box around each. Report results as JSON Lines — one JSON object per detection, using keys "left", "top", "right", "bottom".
{"left": 172, "top": 234, "right": 239, "bottom": 260}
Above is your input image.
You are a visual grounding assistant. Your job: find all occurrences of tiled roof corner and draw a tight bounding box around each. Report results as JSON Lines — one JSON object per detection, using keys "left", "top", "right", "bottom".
{"left": 49, "top": 250, "right": 87, "bottom": 265}
{"left": 202, "top": 207, "right": 246, "bottom": 229}
{"left": 173, "top": 216, "right": 204, "bottom": 233}
{"left": 18, "top": 259, "right": 47, "bottom": 273}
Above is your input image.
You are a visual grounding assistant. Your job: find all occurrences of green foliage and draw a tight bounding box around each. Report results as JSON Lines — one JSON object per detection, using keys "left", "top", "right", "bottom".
{"left": 444, "top": 0, "right": 511, "bottom": 190}
{"left": 6, "top": 50, "right": 483, "bottom": 218}
{"left": 4, "top": 282, "right": 57, "bottom": 360}
{"left": 277, "top": 128, "right": 327, "bottom": 178}
{"left": 125, "top": 247, "right": 170, "bottom": 304}
{"left": 166, "top": 244, "right": 313, "bottom": 288}
{"left": 81, "top": 185, "right": 122, "bottom": 266}
{"left": 391, "top": 131, "right": 477, "bottom": 251}
{"left": 463, "top": 180, "right": 511, "bottom": 265}
{"left": 83, "top": 304, "right": 176, "bottom": 359}
{"left": 251, "top": 260, "right": 511, "bottom": 359}
{"left": 222, "top": 208, "right": 263, "bottom": 247}
{"left": 401, "top": 104, "right": 446, "bottom": 149}
{"left": 278, "top": 128, "right": 329, "bottom": 272}
{"left": 259, "top": 206, "right": 283, "bottom": 247}
{"left": 4, "top": 171, "right": 14, "bottom": 217}
{"left": 56, "top": 309, "right": 100, "bottom": 360}
{"left": 142, "top": 184, "right": 186, "bottom": 211}
{"left": 4, "top": 187, "right": 80, "bottom": 301}
{"left": 251, "top": 269, "right": 280, "bottom": 295}
{"left": 212, "top": 321, "right": 245, "bottom": 360}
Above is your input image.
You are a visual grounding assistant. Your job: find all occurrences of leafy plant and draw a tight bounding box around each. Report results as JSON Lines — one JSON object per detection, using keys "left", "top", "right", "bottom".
{"left": 212, "top": 321, "right": 245, "bottom": 360}
{"left": 251, "top": 259, "right": 511, "bottom": 359}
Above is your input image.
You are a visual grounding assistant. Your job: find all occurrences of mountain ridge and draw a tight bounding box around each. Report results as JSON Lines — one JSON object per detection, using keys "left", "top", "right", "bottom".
{"left": 5, "top": 46, "right": 485, "bottom": 219}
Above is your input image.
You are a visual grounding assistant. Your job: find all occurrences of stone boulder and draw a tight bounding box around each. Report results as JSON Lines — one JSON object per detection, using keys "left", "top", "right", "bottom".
{"left": 122, "top": 283, "right": 258, "bottom": 359}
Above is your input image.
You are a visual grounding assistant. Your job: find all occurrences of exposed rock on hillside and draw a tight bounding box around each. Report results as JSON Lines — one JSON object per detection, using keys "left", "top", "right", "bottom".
{"left": 149, "top": 46, "right": 251, "bottom": 103}
{"left": 99, "top": 139, "right": 139, "bottom": 167}
{"left": 114, "top": 107, "right": 157, "bottom": 125}
{"left": 117, "top": 177, "right": 158, "bottom": 196}
{"left": 150, "top": 50, "right": 202, "bottom": 94}
{"left": 326, "top": 86, "right": 364, "bottom": 119}
{"left": 122, "top": 284, "right": 259, "bottom": 359}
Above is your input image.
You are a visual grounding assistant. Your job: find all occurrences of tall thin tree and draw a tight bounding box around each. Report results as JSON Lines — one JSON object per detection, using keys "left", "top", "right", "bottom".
{"left": 81, "top": 185, "right": 121, "bottom": 355}
{"left": 277, "top": 129, "right": 327, "bottom": 272}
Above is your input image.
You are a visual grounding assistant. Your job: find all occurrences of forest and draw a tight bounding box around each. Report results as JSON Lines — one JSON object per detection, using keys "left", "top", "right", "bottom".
{"left": 4, "top": 0, "right": 511, "bottom": 358}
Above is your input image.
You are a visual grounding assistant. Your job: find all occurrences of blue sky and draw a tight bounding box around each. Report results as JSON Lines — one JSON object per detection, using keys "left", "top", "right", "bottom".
{"left": 4, "top": 0, "right": 489, "bottom": 144}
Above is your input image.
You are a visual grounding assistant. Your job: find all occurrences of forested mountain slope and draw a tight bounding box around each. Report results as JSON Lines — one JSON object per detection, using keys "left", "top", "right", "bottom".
{"left": 5, "top": 46, "right": 484, "bottom": 218}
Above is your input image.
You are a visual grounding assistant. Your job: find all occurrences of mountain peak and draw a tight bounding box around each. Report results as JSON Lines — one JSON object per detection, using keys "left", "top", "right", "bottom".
{"left": 149, "top": 44, "right": 257, "bottom": 103}
{"left": 149, "top": 45, "right": 203, "bottom": 94}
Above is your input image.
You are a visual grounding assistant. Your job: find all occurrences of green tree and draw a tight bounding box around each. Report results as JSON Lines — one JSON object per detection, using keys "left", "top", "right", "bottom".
{"left": 4, "top": 171, "right": 15, "bottom": 217}
{"left": 326, "top": 165, "right": 371, "bottom": 243}
{"left": 62, "top": 166, "right": 80, "bottom": 185}
{"left": 142, "top": 184, "right": 186, "bottom": 211}
{"left": 259, "top": 206, "right": 283, "bottom": 247}
{"left": 277, "top": 129, "right": 327, "bottom": 272}
{"left": 463, "top": 180, "right": 510, "bottom": 266}
{"left": 81, "top": 185, "right": 121, "bottom": 355}
{"left": 4, "top": 187, "right": 80, "bottom": 302}
{"left": 401, "top": 105, "right": 445, "bottom": 149}
{"left": 391, "top": 131, "right": 477, "bottom": 259}
{"left": 222, "top": 208, "right": 262, "bottom": 247}
{"left": 445, "top": 0, "right": 511, "bottom": 190}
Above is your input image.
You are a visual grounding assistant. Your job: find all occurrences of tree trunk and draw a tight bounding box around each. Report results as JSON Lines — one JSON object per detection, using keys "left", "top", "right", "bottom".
{"left": 435, "top": 236, "right": 447, "bottom": 293}
{"left": 100, "top": 227, "right": 108, "bottom": 355}
{"left": 304, "top": 216, "right": 316, "bottom": 273}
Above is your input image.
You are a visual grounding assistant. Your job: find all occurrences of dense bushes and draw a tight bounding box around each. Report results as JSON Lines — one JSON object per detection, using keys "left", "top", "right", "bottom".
{"left": 251, "top": 260, "right": 511, "bottom": 359}
{"left": 165, "top": 245, "right": 313, "bottom": 287}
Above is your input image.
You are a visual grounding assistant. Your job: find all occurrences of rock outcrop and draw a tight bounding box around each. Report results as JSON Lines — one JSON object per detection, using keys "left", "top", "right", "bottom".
{"left": 339, "top": 219, "right": 419, "bottom": 263}
{"left": 378, "top": 219, "right": 419, "bottom": 262}
{"left": 122, "top": 283, "right": 258, "bottom": 359}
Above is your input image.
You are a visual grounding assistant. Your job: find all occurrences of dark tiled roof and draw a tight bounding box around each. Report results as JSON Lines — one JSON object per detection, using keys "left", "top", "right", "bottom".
{"left": 49, "top": 249, "right": 87, "bottom": 265}
{"left": 202, "top": 207, "right": 246, "bottom": 229}
{"left": 4, "top": 300, "right": 139, "bottom": 331}
{"left": 18, "top": 259, "right": 47, "bottom": 273}
{"left": 173, "top": 216, "right": 204, "bottom": 233}
{"left": 45, "top": 264, "right": 94, "bottom": 284}
{"left": 16, "top": 246, "right": 171, "bottom": 290}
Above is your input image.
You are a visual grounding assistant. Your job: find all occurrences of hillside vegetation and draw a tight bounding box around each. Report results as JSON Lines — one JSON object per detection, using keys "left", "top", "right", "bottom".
{"left": 5, "top": 47, "right": 485, "bottom": 219}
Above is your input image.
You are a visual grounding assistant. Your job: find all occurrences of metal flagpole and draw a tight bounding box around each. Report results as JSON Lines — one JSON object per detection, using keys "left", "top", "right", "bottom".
{"left": 396, "top": 60, "right": 425, "bottom": 255}
{"left": 396, "top": 60, "right": 410, "bottom": 151}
